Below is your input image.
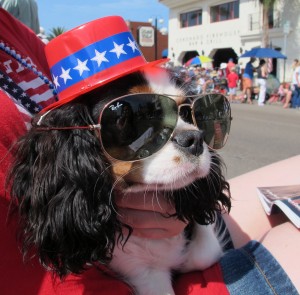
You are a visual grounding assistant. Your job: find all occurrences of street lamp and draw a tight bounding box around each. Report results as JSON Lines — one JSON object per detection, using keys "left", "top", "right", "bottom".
{"left": 148, "top": 17, "right": 164, "bottom": 60}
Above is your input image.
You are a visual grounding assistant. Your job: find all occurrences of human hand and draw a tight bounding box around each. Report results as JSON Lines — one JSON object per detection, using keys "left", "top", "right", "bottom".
{"left": 115, "top": 192, "right": 187, "bottom": 239}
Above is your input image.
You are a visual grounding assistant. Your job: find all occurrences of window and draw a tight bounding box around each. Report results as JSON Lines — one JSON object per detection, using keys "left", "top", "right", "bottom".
{"left": 180, "top": 10, "right": 202, "bottom": 28}
{"left": 211, "top": 0, "right": 239, "bottom": 23}
{"left": 267, "top": 3, "right": 275, "bottom": 28}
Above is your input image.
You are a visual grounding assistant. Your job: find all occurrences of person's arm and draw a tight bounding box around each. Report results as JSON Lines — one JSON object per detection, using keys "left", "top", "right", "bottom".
{"left": 262, "top": 64, "right": 268, "bottom": 78}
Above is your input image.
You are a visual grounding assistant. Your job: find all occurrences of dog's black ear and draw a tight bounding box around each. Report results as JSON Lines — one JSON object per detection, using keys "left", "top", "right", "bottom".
{"left": 172, "top": 152, "right": 231, "bottom": 225}
{"left": 8, "top": 103, "right": 121, "bottom": 277}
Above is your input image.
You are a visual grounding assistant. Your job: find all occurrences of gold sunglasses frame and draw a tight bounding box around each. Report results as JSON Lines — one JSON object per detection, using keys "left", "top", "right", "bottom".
{"left": 34, "top": 93, "right": 232, "bottom": 162}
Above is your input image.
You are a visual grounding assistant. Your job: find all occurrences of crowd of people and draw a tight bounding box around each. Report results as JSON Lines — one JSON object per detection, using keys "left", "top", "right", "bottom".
{"left": 180, "top": 57, "right": 300, "bottom": 110}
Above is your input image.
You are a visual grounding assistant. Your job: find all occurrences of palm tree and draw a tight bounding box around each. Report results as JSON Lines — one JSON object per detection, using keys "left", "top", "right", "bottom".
{"left": 259, "top": 0, "right": 277, "bottom": 47}
{"left": 48, "top": 26, "right": 67, "bottom": 41}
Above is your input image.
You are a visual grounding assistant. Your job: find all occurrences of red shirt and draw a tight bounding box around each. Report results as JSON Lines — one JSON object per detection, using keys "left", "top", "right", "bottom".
{"left": 226, "top": 61, "right": 236, "bottom": 77}
{"left": 227, "top": 72, "right": 239, "bottom": 88}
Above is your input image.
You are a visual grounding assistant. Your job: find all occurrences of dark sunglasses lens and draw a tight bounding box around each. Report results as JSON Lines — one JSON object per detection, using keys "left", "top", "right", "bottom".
{"left": 193, "top": 94, "right": 231, "bottom": 149}
{"left": 101, "top": 94, "right": 178, "bottom": 161}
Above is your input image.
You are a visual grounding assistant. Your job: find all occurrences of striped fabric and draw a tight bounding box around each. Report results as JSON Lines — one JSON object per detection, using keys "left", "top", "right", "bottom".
{"left": 0, "top": 48, "right": 56, "bottom": 113}
{"left": 267, "top": 58, "right": 273, "bottom": 74}
{"left": 0, "top": 8, "right": 57, "bottom": 129}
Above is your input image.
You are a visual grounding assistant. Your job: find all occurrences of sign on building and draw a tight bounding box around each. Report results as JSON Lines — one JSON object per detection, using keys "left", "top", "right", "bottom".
{"left": 138, "top": 26, "right": 154, "bottom": 47}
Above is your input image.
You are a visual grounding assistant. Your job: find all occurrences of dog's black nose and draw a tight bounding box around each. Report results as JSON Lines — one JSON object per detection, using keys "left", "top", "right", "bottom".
{"left": 172, "top": 130, "right": 204, "bottom": 156}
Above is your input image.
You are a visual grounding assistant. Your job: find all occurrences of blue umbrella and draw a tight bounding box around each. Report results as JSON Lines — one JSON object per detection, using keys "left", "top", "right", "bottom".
{"left": 162, "top": 48, "right": 168, "bottom": 58}
{"left": 240, "top": 48, "right": 287, "bottom": 59}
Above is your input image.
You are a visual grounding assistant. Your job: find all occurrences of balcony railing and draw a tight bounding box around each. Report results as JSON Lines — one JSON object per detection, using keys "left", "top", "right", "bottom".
{"left": 248, "top": 11, "right": 281, "bottom": 31}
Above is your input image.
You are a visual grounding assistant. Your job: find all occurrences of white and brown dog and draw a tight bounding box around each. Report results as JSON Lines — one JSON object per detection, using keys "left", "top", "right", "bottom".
{"left": 8, "top": 15, "right": 232, "bottom": 295}
{"left": 9, "top": 67, "right": 232, "bottom": 295}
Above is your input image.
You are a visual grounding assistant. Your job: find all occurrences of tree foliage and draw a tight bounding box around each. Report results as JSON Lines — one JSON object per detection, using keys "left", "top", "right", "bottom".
{"left": 259, "top": 0, "right": 277, "bottom": 47}
{"left": 48, "top": 27, "right": 67, "bottom": 41}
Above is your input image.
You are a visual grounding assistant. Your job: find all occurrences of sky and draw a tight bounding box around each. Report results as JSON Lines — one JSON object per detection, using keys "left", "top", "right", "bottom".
{"left": 38, "top": 0, "right": 169, "bottom": 34}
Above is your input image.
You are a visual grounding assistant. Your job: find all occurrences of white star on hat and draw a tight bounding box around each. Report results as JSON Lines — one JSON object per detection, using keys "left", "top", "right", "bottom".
{"left": 91, "top": 50, "right": 109, "bottom": 67}
{"left": 73, "top": 58, "right": 90, "bottom": 76}
{"left": 53, "top": 75, "right": 60, "bottom": 88}
{"left": 110, "top": 42, "right": 126, "bottom": 58}
{"left": 60, "top": 67, "right": 72, "bottom": 84}
{"left": 127, "top": 38, "right": 138, "bottom": 52}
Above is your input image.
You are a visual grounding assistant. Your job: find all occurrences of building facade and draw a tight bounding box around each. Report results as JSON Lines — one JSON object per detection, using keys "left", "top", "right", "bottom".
{"left": 160, "top": 0, "right": 300, "bottom": 82}
{"left": 127, "top": 20, "right": 168, "bottom": 62}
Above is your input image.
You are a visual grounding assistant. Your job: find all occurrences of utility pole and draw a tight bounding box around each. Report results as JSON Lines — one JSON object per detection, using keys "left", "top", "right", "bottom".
{"left": 283, "top": 21, "right": 290, "bottom": 82}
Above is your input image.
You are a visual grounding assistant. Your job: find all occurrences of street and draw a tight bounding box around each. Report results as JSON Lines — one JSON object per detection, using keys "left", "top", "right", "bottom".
{"left": 218, "top": 102, "right": 300, "bottom": 179}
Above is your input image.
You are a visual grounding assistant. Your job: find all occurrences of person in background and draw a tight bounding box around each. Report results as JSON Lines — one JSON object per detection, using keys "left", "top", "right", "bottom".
{"left": 225, "top": 58, "right": 236, "bottom": 78}
{"left": 227, "top": 67, "right": 240, "bottom": 103}
{"left": 241, "top": 57, "right": 256, "bottom": 104}
{"left": 291, "top": 59, "right": 299, "bottom": 71}
{"left": 217, "top": 63, "right": 228, "bottom": 94}
{"left": 0, "top": 0, "right": 40, "bottom": 34}
{"left": 267, "top": 82, "right": 293, "bottom": 109}
{"left": 287, "top": 59, "right": 299, "bottom": 83}
{"left": 219, "top": 63, "right": 227, "bottom": 79}
{"left": 291, "top": 59, "right": 300, "bottom": 108}
{"left": 256, "top": 59, "right": 268, "bottom": 106}
{"left": 281, "top": 83, "right": 293, "bottom": 108}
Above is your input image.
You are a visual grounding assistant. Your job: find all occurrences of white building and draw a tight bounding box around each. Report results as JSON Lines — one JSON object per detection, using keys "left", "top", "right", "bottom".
{"left": 160, "top": 0, "right": 300, "bottom": 82}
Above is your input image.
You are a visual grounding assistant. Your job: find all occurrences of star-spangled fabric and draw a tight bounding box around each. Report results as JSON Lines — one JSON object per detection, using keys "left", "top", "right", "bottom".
{"left": 0, "top": 48, "right": 56, "bottom": 111}
{"left": 0, "top": 8, "right": 57, "bottom": 116}
{"left": 51, "top": 31, "right": 141, "bottom": 93}
{"left": 0, "top": 69, "right": 41, "bottom": 114}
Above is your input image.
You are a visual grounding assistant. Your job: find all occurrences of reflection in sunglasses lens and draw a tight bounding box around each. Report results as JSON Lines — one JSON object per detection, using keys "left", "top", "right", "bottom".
{"left": 101, "top": 94, "right": 178, "bottom": 161}
{"left": 193, "top": 94, "right": 231, "bottom": 149}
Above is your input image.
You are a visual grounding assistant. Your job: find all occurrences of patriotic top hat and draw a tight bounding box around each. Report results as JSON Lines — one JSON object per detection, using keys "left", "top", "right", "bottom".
{"left": 42, "top": 16, "right": 167, "bottom": 112}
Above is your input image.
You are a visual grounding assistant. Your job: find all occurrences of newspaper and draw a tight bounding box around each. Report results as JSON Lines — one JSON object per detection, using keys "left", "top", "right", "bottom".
{"left": 256, "top": 184, "right": 300, "bottom": 228}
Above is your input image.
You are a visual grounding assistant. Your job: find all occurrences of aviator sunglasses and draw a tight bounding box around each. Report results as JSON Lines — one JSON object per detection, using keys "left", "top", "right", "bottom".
{"left": 36, "top": 93, "right": 232, "bottom": 162}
